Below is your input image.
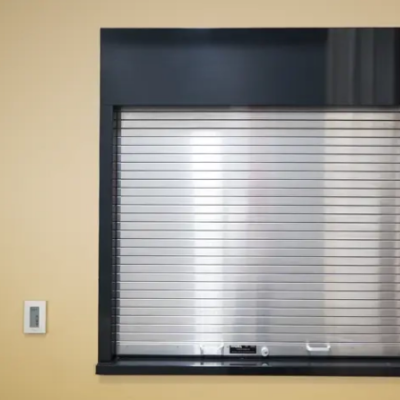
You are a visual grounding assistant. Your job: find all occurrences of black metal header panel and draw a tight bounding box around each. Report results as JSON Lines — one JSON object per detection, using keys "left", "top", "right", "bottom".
{"left": 100, "top": 28, "right": 399, "bottom": 107}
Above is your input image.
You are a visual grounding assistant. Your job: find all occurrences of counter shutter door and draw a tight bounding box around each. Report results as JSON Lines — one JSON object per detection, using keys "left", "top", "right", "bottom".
{"left": 115, "top": 108, "right": 400, "bottom": 358}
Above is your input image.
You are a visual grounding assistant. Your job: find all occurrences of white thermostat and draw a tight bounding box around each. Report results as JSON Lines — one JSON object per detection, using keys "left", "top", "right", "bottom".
{"left": 24, "top": 301, "right": 46, "bottom": 334}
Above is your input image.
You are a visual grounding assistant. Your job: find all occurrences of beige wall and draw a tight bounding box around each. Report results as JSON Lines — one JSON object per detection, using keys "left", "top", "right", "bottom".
{"left": 1, "top": 0, "right": 400, "bottom": 399}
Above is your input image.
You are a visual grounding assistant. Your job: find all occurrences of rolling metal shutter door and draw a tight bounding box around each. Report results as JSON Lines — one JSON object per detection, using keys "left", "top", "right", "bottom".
{"left": 116, "top": 109, "right": 400, "bottom": 357}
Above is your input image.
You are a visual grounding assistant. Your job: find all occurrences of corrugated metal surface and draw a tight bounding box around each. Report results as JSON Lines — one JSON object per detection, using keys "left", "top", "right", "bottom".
{"left": 115, "top": 109, "right": 400, "bottom": 357}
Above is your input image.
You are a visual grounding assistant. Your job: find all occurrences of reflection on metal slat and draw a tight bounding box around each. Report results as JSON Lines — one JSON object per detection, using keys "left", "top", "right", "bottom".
{"left": 120, "top": 129, "right": 398, "bottom": 138}
{"left": 119, "top": 153, "right": 398, "bottom": 163}
{"left": 119, "top": 119, "right": 396, "bottom": 129}
{"left": 118, "top": 256, "right": 398, "bottom": 266}
{"left": 120, "top": 111, "right": 399, "bottom": 120}
{"left": 117, "top": 230, "right": 398, "bottom": 240}
{"left": 117, "top": 222, "right": 399, "bottom": 232}
{"left": 118, "top": 247, "right": 397, "bottom": 257}
{"left": 117, "top": 214, "right": 397, "bottom": 223}
{"left": 117, "top": 265, "right": 400, "bottom": 275}
{"left": 117, "top": 315, "right": 399, "bottom": 326}
{"left": 119, "top": 137, "right": 397, "bottom": 146}
{"left": 118, "top": 145, "right": 397, "bottom": 155}
{"left": 118, "top": 170, "right": 397, "bottom": 180}
{"left": 117, "top": 272, "right": 400, "bottom": 284}
{"left": 117, "top": 239, "right": 400, "bottom": 249}
{"left": 117, "top": 289, "right": 400, "bottom": 300}
{"left": 119, "top": 162, "right": 395, "bottom": 172}
{"left": 117, "top": 333, "right": 400, "bottom": 343}
{"left": 117, "top": 205, "right": 397, "bottom": 214}
{"left": 117, "top": 281, "right": 398, "bottom": 292}
{"left": 116, "top": 342, "right": 400, "bottom": 357}
{"left": 117, "top": 298, "right": 400, "bottom": 309}
{"left": 118, "top": 179, "right": 397, "bottom": 189}
{"left": 117, "top": 308, "right": 400, "bottom": 318}
{"left": 119, "top": 188, "right": 398, "bottom": 197}
{"left": 117, "top": 209, "right": 397, "bottom": 222}
{"left": 117, "top": 196, "right": 398, "bottom": 206}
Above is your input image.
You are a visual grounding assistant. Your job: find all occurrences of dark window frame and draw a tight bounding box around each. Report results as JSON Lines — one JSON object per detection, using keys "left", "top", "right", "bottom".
{"left": 97, "top": 28, "right": 400, "bottom": 376}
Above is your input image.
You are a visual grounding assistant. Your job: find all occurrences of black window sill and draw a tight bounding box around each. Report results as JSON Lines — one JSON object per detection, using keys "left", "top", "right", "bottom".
{"left": 96, "top": 358, "right": 400, "bottom": 376}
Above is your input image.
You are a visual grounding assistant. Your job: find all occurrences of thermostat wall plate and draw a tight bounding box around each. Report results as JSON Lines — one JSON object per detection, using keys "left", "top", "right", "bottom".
{"left": 24, "top": 301, "right": 46, "bottom": 334}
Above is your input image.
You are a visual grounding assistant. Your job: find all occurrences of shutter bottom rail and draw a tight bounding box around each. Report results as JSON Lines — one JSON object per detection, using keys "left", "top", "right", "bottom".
{"left": 96, "top": 356, "right": 400, "bottom": 376}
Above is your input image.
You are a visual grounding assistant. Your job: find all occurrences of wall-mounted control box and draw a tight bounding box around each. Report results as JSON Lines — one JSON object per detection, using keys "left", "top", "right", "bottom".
{"left": 24, "top": 301, "right": 46, "bottom": 334}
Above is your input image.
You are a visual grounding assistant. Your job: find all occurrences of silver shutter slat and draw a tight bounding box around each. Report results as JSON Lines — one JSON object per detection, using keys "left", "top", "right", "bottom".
{"left": 117, "top": 289, "right": 399, "bottom": 300}
{"left": 117, "top": 248, "right": 397, "bottom": 257}
{"left": 118, "top": 170, "right": 398, "bottom": 180}
{"left": 117, "top": 308, "right": 399, "bottom": 318}
{"left": 118, "top": 180, "right": 397, "bottom": 189}
{"left": 118, "top": 256, "right": 397, "bottom": 266}
{"left": 119, "top": 154, "right": 397, "bottom": 163}
{"left": 119, "top": 137, "right": 397, "bottom": 146}
{"left": 117, "top": 282, "right": 398, "bottom": 292}
{"left": 120, "top": 110, "right": 398, "bottom": 120}
{"left": 119, "top": 163, "right": 396, "bottom": 172}
{"left": 119, "top": 145, "right": 397, "bottom": 154}
{"left": 118, "top": 266, "right": 399, "bottom": 274}
{"left": 117, "top": 222, "right": 398, "bottom": 232}
{"left": 115, "top": 108, "right": 400, "bottom": 358}
{"left": 117, "top": 205, "right": 398, "bottom": 214}
{"left": 117, "top": 215, "right": 396, "bottom": 223}
{"left": 120, "top": 119, "right": 396, "bottom": 129}
{"left": 118, "top": 188, "right": 398, "bottom": 197}
{"left": 117, "top": 239, "right": 400, "bottom": 249}
{"left": 117, "top": 298, "right": 400, "bottom": 309}
{"left": 118, "top": 231, "right": 398, "bottom": 240}
{"left": 117, "top": 334, "right": 400, "bottom": 344}
{"left": 117, "top": 272, "right": 400, "bottom": 283}
{"left": 117, "top": 315, "right": 400, "bottom": 326}
{"left": 118, "top": 198, "right": 398, "bottom": 207}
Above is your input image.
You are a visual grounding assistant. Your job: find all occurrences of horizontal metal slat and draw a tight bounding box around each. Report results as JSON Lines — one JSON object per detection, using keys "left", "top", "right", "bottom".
{"left": 117, "top": 205, "right": 398, "bottom": 215}
{"left": 117, "top": 265, "right": 400, "bottom": 275}
{"left": 118, "top": 145, "right": 398, "bottom": 155}
{"left": 117, "top": 333, "right": 400, "bottom": 343}
{"left": 117, "top": 315, "right": 399, "bottom": 326}
{"left": 120, "top": 111, "right": 399, "bottom": 121}
{"left": 120, "top": 129, "right": 399, "bottom": 138}
{"left": 117, "top": 298, "right": 400, "bottom": 309}
{"left": 117, "top": 196, "right": 398, "bottom": 207}
{"left": 119, "top": 153, "right": 399, "bottom": 163}
{"left": 118, "top": 170, "right": 398, "bottom": 181}
{"left": 117, "top": 230, "right": 399, "bottom": 240}
{"left": 117, "top": 308, "right": 400, "bottom": 319}
{"left": 117, "top": 239, "right": 400, "bottom": 249}
{"left": 117, "top": 214, "right": 399, "bottom": 224}
{"left": 117, "top": 222, "right": 399, "bottom": 232}
{"left": 117, "top": 272, "right": 400, "bottom": 284}
{"left": 120, "top": 119, "right": 397, "bottom": 129}
{"left": 118, "top": 247, "right": 399, "bottom": 257}
{"left": 119, "top": 188, "right": 398, "bottom": 197}
{"left": 119, "top": 137, "right": 398, "bottom": 147}
{"left": 118, "top": 179, "right": 399, "bottom": 189}
{"left": 118, "top": 256, "right": 398, "bottom": 266}
{"left": 119, "top": 162, "right": 396, "bottom": 172}
{"left": 117, "top": 281, "right": 399, "bottom": 292}
{"left": 117, "top": 289, "right": 400, "bottom": 300}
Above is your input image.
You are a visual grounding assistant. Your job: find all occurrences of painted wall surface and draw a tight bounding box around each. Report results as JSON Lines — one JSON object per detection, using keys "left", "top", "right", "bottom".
{"left": 1, "top": 1, "right": 400, "bottom": 399}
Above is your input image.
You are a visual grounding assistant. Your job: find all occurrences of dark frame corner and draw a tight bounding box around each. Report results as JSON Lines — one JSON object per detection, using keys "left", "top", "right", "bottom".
{"left": 98, "top": 27, "right": 400, "bottom": 376}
